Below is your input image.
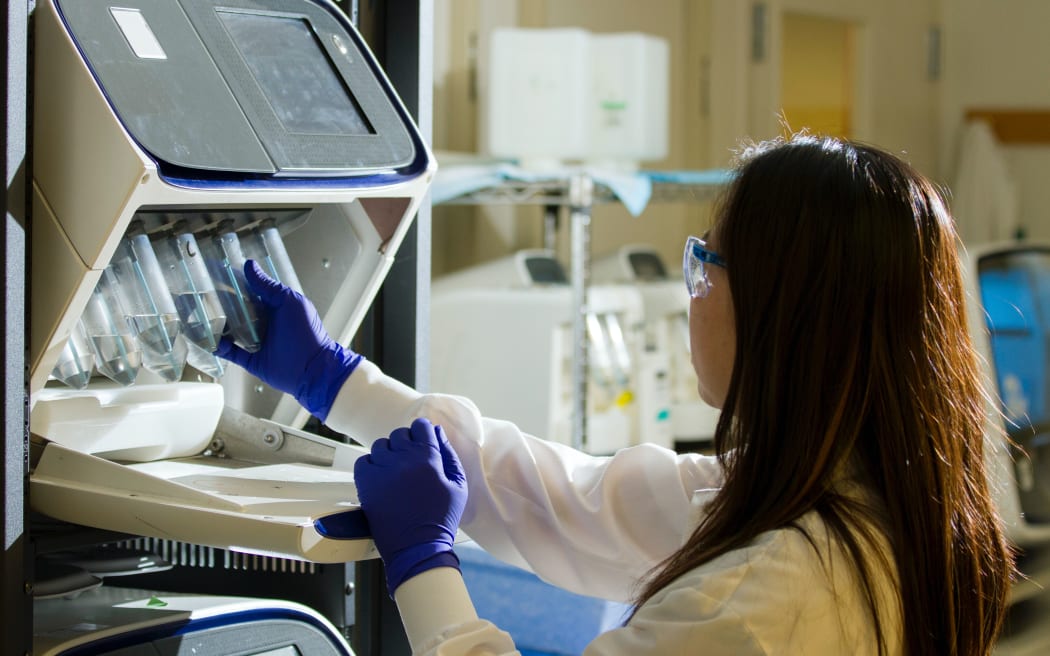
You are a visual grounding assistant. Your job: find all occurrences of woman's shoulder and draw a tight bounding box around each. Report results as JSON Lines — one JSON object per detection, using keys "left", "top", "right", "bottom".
{"left": 645, "top": 511, "right": 897, "bottom": 654}
{"left": 674, "top": 513, "right": 846, "bottom": 601}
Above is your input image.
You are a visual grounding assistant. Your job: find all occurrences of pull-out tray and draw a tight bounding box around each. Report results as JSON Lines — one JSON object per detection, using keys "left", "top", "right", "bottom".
{"left": 30, "top": 399, "right": 377, "bottom": 563}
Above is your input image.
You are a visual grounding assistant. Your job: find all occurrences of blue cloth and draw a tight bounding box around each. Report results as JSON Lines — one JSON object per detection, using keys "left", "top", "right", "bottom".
{"left": 432, "top": 162, "right": 733, "bottom": 217}
{"left": 433, "top": 162, "right": 652, "bottom": 215}
{"left": 644, "top": 168, "right": 734, "bottom": 186}
{"left": 458, "top": 541, "right": 631, "bottom": 655}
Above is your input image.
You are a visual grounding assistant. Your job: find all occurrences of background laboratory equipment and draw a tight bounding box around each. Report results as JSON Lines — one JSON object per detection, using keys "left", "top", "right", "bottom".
{"left": 592, "top": 244, "right": 721, "bottom": 450}
{"left": 430, "top": 250, "right": 652, "bottom": 454}
{"left": 486, "top": 27, "right": 668, "bottom": 170}
{"left": 964, "top": 242, "right": 1050, "bottom": 548}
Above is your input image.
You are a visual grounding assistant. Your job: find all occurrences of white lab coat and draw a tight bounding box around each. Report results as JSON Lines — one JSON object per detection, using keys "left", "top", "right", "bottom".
{"left": 326, "top": 361, "right": 902, "bottom": 655}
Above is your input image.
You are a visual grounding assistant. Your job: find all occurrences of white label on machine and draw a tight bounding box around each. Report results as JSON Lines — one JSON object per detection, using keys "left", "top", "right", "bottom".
{"left": 110, "top": 7, "right": 167, "bottom": 60}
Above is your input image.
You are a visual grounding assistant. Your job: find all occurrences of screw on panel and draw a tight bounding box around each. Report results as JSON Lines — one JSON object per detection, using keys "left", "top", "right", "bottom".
{"left": 261, "top": 430, "right": 283, "bottom": 450}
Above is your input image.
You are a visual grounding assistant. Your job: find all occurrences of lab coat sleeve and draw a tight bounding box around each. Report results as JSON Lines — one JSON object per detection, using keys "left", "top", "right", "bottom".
{"left": 394, "top": 567, "right": 520, "bottom": 655}
{"left": 326, "top": 361, "right": 724, "bottom": 602}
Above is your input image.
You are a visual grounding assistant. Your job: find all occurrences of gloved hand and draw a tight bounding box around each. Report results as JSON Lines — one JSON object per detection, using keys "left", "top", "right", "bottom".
{"left": 354, "top": 418, "right": 467, "bottom": 597}
{"left": 215, "top": 259, "right": 362, "bottom": 421}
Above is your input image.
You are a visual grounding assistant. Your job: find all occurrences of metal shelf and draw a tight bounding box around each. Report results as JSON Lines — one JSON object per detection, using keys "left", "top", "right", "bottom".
{"left": 439, "top": 177, "right": 725, "bottom": 207}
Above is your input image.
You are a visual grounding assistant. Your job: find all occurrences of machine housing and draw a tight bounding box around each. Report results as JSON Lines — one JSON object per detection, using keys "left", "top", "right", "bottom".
{"left": 29, "top": 0, "right": 434, "bottom": 564}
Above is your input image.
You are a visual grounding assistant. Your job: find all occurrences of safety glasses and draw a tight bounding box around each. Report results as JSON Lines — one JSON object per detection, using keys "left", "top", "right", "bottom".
{"left": 683, "top": 235, "right": 727, "bottom": 298}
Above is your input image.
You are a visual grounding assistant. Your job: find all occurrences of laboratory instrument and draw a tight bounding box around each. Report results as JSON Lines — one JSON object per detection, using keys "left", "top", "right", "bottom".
{"left": 963, "top": 242, "right": 1050, "bottom": 547}
{"left": 430, "top": 250, "right": 647, "bottom": 454}
{"left": 592, "top": 244, "right": 721, "bottom": 448}
{"left": 29, "top": 0, "right": 434, "bottom": 564}
{"left": 486, "top": 28, "right": 668, "bottom": 170}
{"left": 34, "top": 586, "right": 355, "bottom": 656}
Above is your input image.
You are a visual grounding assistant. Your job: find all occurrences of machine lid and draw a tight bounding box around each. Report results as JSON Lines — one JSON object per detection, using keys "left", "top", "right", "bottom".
{"left": 55, "top": 0, "right": 418, "bottom": 177}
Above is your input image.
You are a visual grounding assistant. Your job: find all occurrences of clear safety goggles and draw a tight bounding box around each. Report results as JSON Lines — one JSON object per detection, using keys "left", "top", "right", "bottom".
{"left": 683, "top": 235, "right": 727, "bottom": 299}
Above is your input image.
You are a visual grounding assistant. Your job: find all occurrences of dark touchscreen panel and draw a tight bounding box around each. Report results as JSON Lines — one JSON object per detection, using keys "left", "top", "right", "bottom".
{"left": 219, "top": 11, "right": 374, "bottom": 136}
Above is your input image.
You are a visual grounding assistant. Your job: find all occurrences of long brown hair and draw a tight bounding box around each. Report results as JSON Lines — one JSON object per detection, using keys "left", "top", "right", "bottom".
{"left": 634, "top": 135, "right": 1014, "bottom": 654}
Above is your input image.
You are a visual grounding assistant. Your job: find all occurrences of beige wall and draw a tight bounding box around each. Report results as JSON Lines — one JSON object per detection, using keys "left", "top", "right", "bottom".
{"left": 710, "top": 0, "right": 940, "bottom": 175}
{"left": 432, "top": 0, "right": 503, "bottom": 277}
{"left": 432, "top": 0, "right": 1046, "bottom": 277}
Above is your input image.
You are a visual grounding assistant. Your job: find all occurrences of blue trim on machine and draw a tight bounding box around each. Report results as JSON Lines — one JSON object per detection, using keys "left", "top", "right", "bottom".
{"left": 313, "top": 509, "right": 372, "bottom": 539}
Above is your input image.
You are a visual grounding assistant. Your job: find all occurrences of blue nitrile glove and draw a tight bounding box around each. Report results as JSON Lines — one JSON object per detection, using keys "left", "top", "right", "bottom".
{"left": 215, "top": 259, "right": 362, "bottom": 421}
{"left": 354, "top": 418, "right": 467, "bottom": 597}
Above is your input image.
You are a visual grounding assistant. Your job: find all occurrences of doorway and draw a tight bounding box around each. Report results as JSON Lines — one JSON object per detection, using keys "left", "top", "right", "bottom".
{"left": 779, "top": 12, "right": 857, "bottom": 138}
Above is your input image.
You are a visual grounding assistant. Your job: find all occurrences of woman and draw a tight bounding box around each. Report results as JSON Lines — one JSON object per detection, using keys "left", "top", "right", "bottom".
{"left": 218, "top": 134, "right": 1014, "bottom": 654}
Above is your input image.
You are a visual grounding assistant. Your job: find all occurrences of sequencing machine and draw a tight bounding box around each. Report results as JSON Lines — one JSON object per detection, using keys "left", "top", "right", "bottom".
{"left": 29, "top": 0, "right": 433, "bottom": 570}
